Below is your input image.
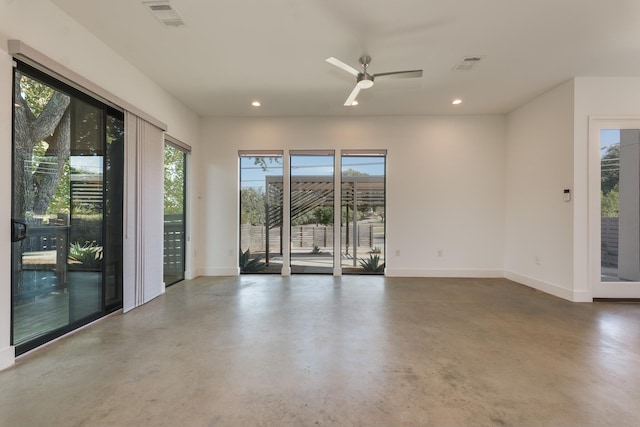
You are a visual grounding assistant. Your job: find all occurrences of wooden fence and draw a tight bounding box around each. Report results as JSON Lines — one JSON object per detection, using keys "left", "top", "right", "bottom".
{"left": 602, "top": 217, "right": 618, "bottom": 267}
{"left": 241, "top": 223, "right": 385, "bottom": 253}
{"left": 164, "top": 215, "right": 185, "bottom": 275}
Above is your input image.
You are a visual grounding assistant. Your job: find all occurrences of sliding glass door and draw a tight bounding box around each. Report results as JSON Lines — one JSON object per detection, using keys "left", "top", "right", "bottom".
{"left": 11, "top": 62, "right": 123, "bottom": 354}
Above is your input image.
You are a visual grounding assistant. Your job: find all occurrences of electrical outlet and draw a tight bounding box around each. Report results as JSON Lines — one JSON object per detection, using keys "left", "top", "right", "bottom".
{"left": 535, "top": 256, "right": 541, "bottom": 266}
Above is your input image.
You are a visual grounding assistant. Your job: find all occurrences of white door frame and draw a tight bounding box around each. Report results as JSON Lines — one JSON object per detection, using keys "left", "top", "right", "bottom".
{"left": 589, "top": 116, "right": 640, "bottom": 298}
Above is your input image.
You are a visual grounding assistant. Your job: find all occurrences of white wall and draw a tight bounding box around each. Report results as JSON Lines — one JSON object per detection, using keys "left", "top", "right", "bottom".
{"left": 197, "top": 116, "right": 506, "bottom": 277}
{"left": 0, "top": 0, "right": 200, "bottom": 369}
{"left": 504, "top": 81, "right": 576, "bottom": 300}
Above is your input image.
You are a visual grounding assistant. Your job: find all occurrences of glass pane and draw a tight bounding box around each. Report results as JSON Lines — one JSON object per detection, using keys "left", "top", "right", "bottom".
{"left": 104, "top": 112, "right": 124, "bottom": 308}
{"left": 11, "top": 65, "right": 122, "bottom": 353}
{"left": 239, "top": 155, "right": 283, "bottom": 274}
{"left": 601, "top": 129, "right": 640, "bottom": 282}
{"left": 341, "top": 155, "right": 386, "bottom": 274}
{"left": 164, "top": 144, "right": 186, "bottom": 285}
{"left": 12, "top": 72, "right": 104, "bottom": 346}
{"left": 290, "top": 153, "right": 334, "bottom": 274}
{"left": 68, "top": 99, "right": 103, "bottom": 322}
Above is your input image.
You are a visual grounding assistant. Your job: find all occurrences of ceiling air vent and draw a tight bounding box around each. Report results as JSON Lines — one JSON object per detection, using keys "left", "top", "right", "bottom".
{"left": 452, "top": 56, "right": 483, "bottom": 71}
{"left": 143, "top": 1, "right": 186, "bottom": 27}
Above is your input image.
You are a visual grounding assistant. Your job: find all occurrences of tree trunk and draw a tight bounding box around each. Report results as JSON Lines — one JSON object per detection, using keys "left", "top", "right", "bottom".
{"left": 32, "top": 109, "right": 70, "bottom": 215}
{"left": 13, "top": 75, "right": 70, "bottom": 218}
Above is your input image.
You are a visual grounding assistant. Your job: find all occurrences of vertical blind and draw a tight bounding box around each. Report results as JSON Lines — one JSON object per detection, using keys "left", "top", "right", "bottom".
{"left": 123, "top": 113, "right": 165, "bottom": 311}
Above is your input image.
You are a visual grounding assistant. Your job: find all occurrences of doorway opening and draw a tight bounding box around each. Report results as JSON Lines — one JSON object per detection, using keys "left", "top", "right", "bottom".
{"left": 163, "top": 141, "right": 187, "bottom": 285}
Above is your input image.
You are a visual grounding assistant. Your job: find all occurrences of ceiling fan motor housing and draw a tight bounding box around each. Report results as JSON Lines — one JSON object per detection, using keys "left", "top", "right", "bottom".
{"left": 357, "top": 73, "right": 374, "bottom": 89}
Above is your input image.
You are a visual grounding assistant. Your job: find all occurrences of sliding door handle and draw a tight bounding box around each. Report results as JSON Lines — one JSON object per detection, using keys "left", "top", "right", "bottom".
{"left": 11, "top": 219, "right": 28, "bottom": 242}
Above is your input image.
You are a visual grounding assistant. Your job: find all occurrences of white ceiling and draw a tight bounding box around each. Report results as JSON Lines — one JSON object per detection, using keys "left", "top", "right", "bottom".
{"left": 51, "top": 0, "right": 640, "bottom": 117}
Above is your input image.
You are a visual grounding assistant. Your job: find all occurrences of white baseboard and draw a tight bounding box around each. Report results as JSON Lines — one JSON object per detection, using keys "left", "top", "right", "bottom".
{"left": 198, "top": 267, "right": 240, "bottom": 276}
{"left": 572, "top": 290, "right": 592, "bottom": 302}
{"left": 184, "top": 270, "right": 197, "bottom": 280}
{"left": 0, "top": 346, "right": 15, "bottom": 371}
{"left": 385, "top": 268, "right": 503, "bottom": 278}
{"left": 503, "top": 271, "right": 584, "bottom": 301}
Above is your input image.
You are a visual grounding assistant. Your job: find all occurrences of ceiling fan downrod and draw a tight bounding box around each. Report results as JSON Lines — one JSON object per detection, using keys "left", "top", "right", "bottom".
{"left": 357, "top": 56, "right": 374, "bottom": 89}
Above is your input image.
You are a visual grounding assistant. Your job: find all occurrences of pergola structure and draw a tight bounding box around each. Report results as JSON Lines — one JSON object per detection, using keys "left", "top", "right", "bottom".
{"left": 264, "top": 175, "right": 385, "bottom": 265}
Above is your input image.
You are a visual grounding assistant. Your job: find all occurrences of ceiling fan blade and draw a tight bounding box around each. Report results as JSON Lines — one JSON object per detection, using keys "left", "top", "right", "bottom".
{"left": 344, "top": 85, "right": 361, "bottom": 106}
{"left": 326, "top": 57, "right": 360, "bottom": 76}
{"left": 373, "top": 70, "right": 423, "bottom": 79}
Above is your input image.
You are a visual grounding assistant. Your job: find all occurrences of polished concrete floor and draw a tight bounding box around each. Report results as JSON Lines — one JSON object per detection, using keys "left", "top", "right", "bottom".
{"left": 1, "top": 276, "right": 639, "bottom": 427}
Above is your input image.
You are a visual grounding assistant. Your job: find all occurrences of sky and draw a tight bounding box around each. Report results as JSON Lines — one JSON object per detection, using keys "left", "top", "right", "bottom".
{"left": 71, "top": 155, "right": 103, "bottom": 174}
{"left": 601, "top": 129, "right": 619, "bottom": 156}
{"left": 240, "top": 155, "right": 385, "bottom": 190}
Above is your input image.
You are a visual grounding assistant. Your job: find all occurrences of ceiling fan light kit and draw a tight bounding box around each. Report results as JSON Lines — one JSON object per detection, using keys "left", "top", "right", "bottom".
{"left": 326, "top": 55, "right": 423, "bottom": 106}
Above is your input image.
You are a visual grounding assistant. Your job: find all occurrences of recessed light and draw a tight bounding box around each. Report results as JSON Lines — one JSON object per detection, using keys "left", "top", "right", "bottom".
{"left": 251, "top": 101, "right": 261, "bottom": 107}
{"left": 452, "top": 99, "right": 463, "bottom": 105}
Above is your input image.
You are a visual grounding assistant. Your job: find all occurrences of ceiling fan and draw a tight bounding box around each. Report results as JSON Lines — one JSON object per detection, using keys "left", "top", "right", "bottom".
{"left": 326, "top": 55, "right": 423, "bottom": 106}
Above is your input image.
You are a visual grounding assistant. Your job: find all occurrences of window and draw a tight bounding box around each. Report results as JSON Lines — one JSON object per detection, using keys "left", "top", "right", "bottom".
{"left": 290, "top": 151, "right": 335, "bottom": 274}
{"left": 341, "top": 152, "right": 386, "bottom": 274}
{"left": 239, "top": 152, "right": 284, "bottom": 274}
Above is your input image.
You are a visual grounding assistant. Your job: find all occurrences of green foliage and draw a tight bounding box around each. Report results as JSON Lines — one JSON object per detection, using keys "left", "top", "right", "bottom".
{"left": 601, "top": 190, "right": 619, "bottom": 217}
{"left": 369, "top": 246, "right": 382, "bottom": 254}
{"left": 68, "top": 241, "right": 103, "bottom": 268}
{"left": 291, "top": 211, "right": 314, "bottom": 226}
{"left": 601, "top": 144, "right": 619, "bottom": 196}
{"left": 46, "top": 158, "right": 71, "bottom": 215}
{"left": 291, "top": 207, "right": 334, "bottom": 226}
{"left": 164, "top": 144, "right": 185, "bottom": 215}
{"left": 240, "top": 187, "right": 266, "bottom": 225}
{"left": 311, "top": 245, "right": 321, "bottom": 254}
{"left": 313, "top": 207, "right": 333, "bottom": 225}
{"left": 239, "top": 249, "right": 266, "bottom": 272}
{"left": 359, "top": 254, "right": 385, "bottom": 272}
{"left": 340, "top": 206, "right": 363, "bottom": 224}
{"left": 19, "top": 75, "right": 55, "bottom": 117}
{"left": 600, "top": 144, "right": 620, "bottom": 218}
